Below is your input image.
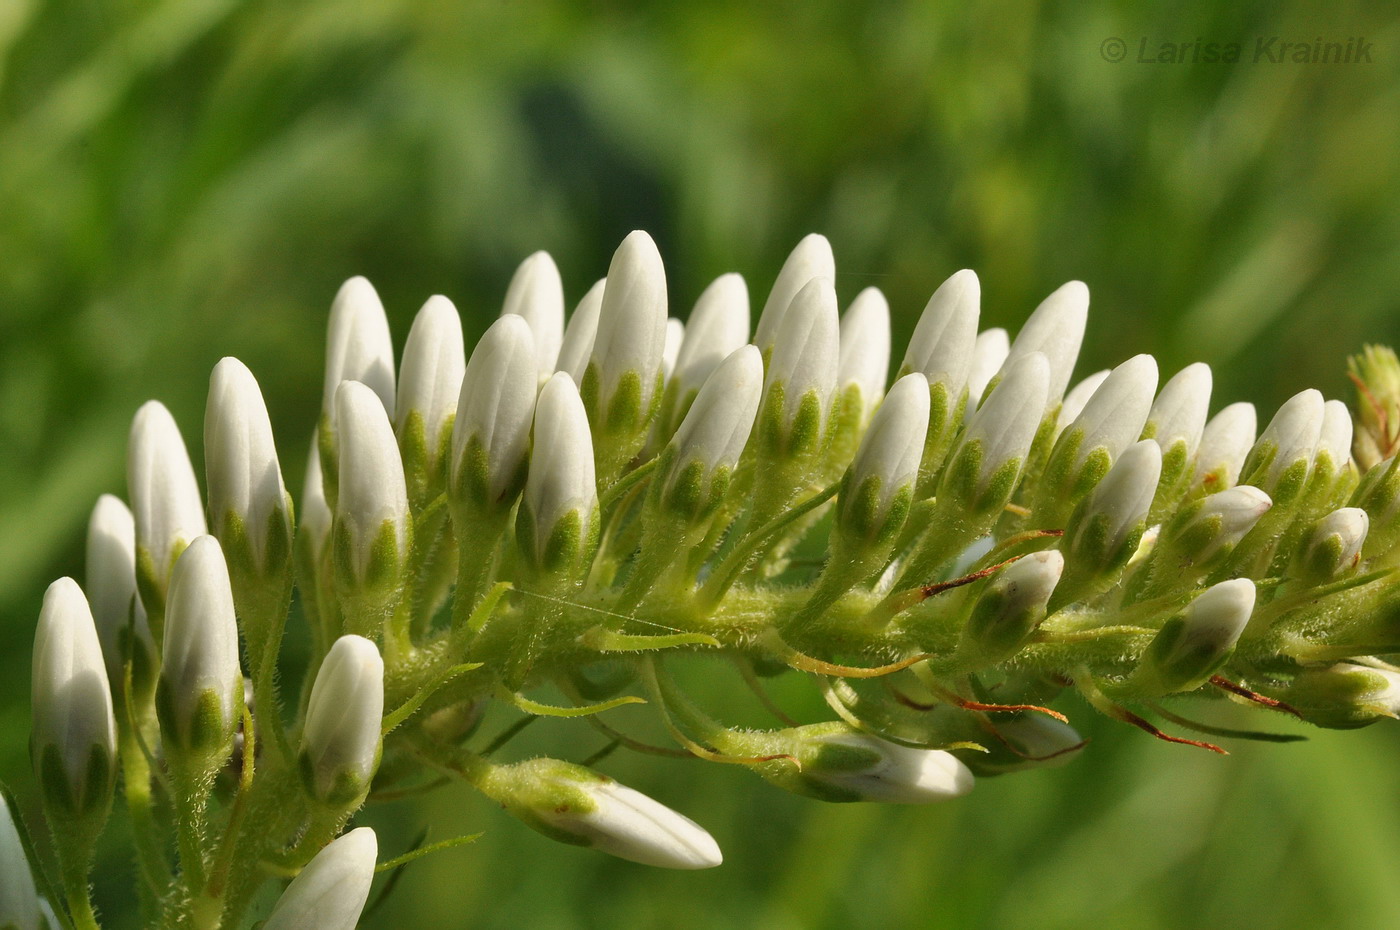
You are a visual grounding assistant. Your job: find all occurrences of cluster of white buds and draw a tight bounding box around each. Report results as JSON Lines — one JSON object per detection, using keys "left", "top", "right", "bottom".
{"left": 17, "top": 230, "right": 1400, "bottom": 930}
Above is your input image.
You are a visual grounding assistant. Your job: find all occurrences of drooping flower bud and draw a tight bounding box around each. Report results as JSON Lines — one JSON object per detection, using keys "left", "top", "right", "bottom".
{"left": 1, "top": 792, "right": 42, "bottom": 930}
{"left": 1297, "top": 507, "right": 1369, "bottom": 583}
{"left": 1035, "top": 354, "right": 1158, "bottom": 526}
{"left": 557, "top": 278, "right": 605, "bottom": 383}
{"left": 837, "top": 287, "right": 892, "bottom": 423}
{"left": 1192, "top": 401, "right": 1257, "bottom": 494}
{"left": 756, "top": 276, "right": 840, "bottom": 461}
{"left": 300, "top": 635, "right": 384, "bottom": 810}
{"left": 31, "top": 578, "right": 117, "bottom": 825}
{"left": 998, "top": 281, "right": 1089, "bottom": 406}
{"left": 128, "top": 400, "right": 207, "bottom": 628}
{"left": 1240, "top": 389, "right": 1324, "bottom": 504}
{"left": 483, "top": 758, "right": 722, "bottom": 868}
{"left": 332, "top": 381, "right": 412, "bottom": 612}
{"left": 751, "top": 723, "right": 974, "bottom": 804}
{"left": 963, "top": 714, "right": 1084, "bottom": 776}
{"left": 753, "top": 233, "right": 834, "bottom": 360}
{"left": 501, "top": 251, "right": 564, "bottom": 379}
{"left": 967, "top": 327, "right": 1009, "bottom": 405}
{"left": 263, "top": 827, "right": 378, "bottom": 930}
{"left": 961, "top": 550, "right": 1063, "bottom": 661}
{"left": 85, "top": 495, "right": 157, "bottom": 703}
{"left": 519, "top": 373, "right": 598, "bottom": 576}
{"left": 582, "top": 232, "right": 668, "bottom": 476}
{"left": 156, "top": 536, "right": 243, "bottom": 764}
{"left": 1141, "top": 486, "right": 1273, "bottom": 598}
{"left": 450, "top": 315, "right": 537, "bottom": 518}
{"left": 837, "top": 373, "right": 928, "bottom": 546}
{"left": 660, "top": 347, "right": 763, "bottom": 523}
{"left": 395, "top": 296, "right": 466, "bottom": 503}
{"left": 1056, "top": 440, "right": 1162, "bottom": 607}
{"left": 1273, "top": 663, "right": 1400, "bottom": 729}
{"left": 900, "top": 270, "right": 979, "bottom": 485}
{"left": 205, "top": 358, "right": 294, "bottom": 631}
{"left": 1140, "top": 578, "right": 1256, "bottom": 694}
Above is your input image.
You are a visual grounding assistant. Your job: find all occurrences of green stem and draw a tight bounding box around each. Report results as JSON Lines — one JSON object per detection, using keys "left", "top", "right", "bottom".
{"left": 699, "top": 481, "right": 840, "bottom": 607}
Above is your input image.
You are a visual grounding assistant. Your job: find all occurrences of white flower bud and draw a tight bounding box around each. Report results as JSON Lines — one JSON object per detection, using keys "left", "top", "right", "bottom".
{"left": 1085, "top": 440, "right": 1161, "bottom": 548}
{"left": 301, "top": 635, "right": 384, "bottom": 808}
{"left": 263, "top": 827, "right": 378, "bottom": 930}
{"left": 968, "top": 714, "right": 1084, "bottom": 775}
{"left": 451, "top": 315, "right": 538, "bottom": 513}
{"left": 1055, "top": 370, "right": 1109, "bottom": 439}
{"left": 661, "top": 318, "right": 685, "bottom": 380}
{"left": 501, "top": 251, "right": 565, "bottom": 379}
{"left": 1193, "top": 402, "right": 1257, "bottom": 492}
{"left": 334, "top": 381, "right": 411, "bottom": 579}
{"left": 943, "top": 352, "right": 1050, "bottom": 499}
{"left": 128, "top": 400, "right": 207, "bottom": 604}
{"left": 85, "top": 495, "right": 139, "bottom": 685}
{"left": 586, "top": 231, "right": 668, "bottom": 419}
{"left": 1063, "top": 441, "right": 1162, "bottom": 588}
{"left": 901, "top": 269, "right": 979, "bottom": 399}
{"left": 962, "top": 549, "right": 1063, "bottom": 659}
{"left": 672, "top": 273, "right": 749, "bottom": 395}
{"left": 300, "top": 438, "right": 332, "bottom": 564}
{"left": 31, "top": 578, "right": 116, "bottom": 817}
{"left": 205, "top": 358, "right": 291, "bottom": 571}
{"left": 967, "top": 327, "right": 1009, "bottom": 405}
{"left": 1001, "top": 281, "right": 1089, "bottom": 405}
{"left": 664, "top": 347, "right": 763, "bottom": 516}
{"left": 760, "top": 276, "right": 840, "bottom": 447}
{"left": 1, "top": 793, "right": 41, "bottom": 930}
{"left": 1144, "top": 362, "right": 1212, "bottom": 460}
{"left": 322, "top": 276, "right": 395, "bottom": 416}
{"left": 395, "top": 296, "right": 466, "bottom": 468}
{"left": 158, "top": 536, "right": 243, "bottom": 757}
{"left": 1165, "top": 485, "right": 1274, "bottom": 564}
{"left": 522, "top": 373, "right": 597, "bottom": 570}
{"left": 1315, "top": 399, "right": 1354, "bottom": 476}
{"left": 556, "top": 278, "right": 605, "bottom": 383}
{"left": 1244, "top": 388, "right": 1324, "bottom": 496}
{"left": 837, "top": 287, "right": 892, "bottom": 419}
{"left": 1143, "top": 578, "right": 1256, "bottom": 692}
{"left": 753, "top": 233, "right": 834, "bottom": 356}
{"left": 762, "top": 724, "right": 974, "bottom": 804}
{"left": 1043, "top": 355, "right": 1158, "bottom": 505}
{"left": 1282, "top": 663, "right": 1400, "bottom": 729}
{"left": 839, "top": 373, "right": 929, "bottom": 538}
{"left": 1301, "top": 507, "right": 1369, "bottom": 581}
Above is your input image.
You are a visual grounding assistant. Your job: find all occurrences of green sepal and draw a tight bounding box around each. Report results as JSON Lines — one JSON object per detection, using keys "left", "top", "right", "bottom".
{"left": 33, "top": 742, "right": 113, "bottom": 825}
{"left": 297, "top": 748, "right": 371, "bottom": 811}
{"left": 1139, "top": 616, "right": 1234, "bottom": 694}
{"left": 156, "top": 681, "right": 237, "bottom": 762}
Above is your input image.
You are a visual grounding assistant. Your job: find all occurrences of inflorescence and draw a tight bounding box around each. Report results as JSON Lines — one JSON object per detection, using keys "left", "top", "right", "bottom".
{"left": 8, "top": 231, "right": 1400, "bottom": 930}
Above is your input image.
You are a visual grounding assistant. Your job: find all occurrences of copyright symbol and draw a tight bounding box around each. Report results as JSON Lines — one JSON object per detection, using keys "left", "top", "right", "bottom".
{"left": 1100, "top": 37, "right": 1127, "bottom": 62}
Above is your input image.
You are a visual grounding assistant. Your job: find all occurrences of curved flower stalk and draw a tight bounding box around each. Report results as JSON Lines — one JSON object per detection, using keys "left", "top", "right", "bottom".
{"left": 20, "top": 232, "right": 1400, "bottom": 929}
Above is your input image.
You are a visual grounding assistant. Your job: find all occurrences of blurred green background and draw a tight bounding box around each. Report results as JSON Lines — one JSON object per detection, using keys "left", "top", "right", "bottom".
{"left": 3, "top": 0, "right": 1400, "bottom": 927}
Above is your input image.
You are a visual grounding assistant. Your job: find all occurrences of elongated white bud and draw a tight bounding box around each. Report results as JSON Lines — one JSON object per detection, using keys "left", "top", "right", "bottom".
{"left": 1000, "top": 281, "right": 1089, "bottom": 405}
{"left": 263, "top": 827, "right": 378, "bottom": 930}
{"left": 757, "top": 723, "right": 974, "bottom": 804}
{"left": 157, "top": 536, "right": 243, "bottom": 759}
{"left": 31, "top": 578, "right": 116, "bottom": 820}
{"left": 1242, "top": 389, "right": 1324, "bottom": 499}
{"left": 586, "top": 231, "right": 668, "bottom": 424}
{"left": 1300, "top": 507, "right": 1369, "bottom": 581}
{"left": 1142, "top": 578, "right": 1256, "bottom": 693}
{"left": 1, "top": 793, "right": 41, "bottom": 930}
{"left": 1059, "top": 441, "right": 1162, "bottom": 607}
{"left": 1055, "top": 370, "right": 1109, "bottom": 439}
{"left": 1077, "top": 440, "right": 1161, "bottom": 553}
{"left": 940, "top": 352, "right": 1050, "bottom": 508}
{"left": 489, "top": 759, "right": 722, "bottom": 869}
{"left": 501, "top": 251, "right": 564, "bottom": 378}
{"left": 901, "top": 269, "right": 979, "bottom": 400}
{"left": 1193, "top": 402, "right": 1257, "bottom": 492}
{"left": 1144, "top": 362, "right": 1212, "bottom": 461}
{"left": 334, "top": 380, "right": 411, "bottom": 582}
{"left": 837, "top": 287, "right": 891, "bottom": 419}
{"left": 661, "top": 318, "right": 685, "bottom": 380}
{"left": 451, "top": 315, "right": 537, "bottom": 514}
{"left": 838, "top": 373, "right": 928, "bottom": 541}
{"left": 759, "top": 276, "right": 840, "bottom": 455}
{"left": 557, "top": 279, "right": 605, "bottom": 383}
{"left": 753, "top": 233, "right": 834, "bottom": 356}
{"left": 322, "top": 276, "right": 395, "bottom": 415}
{"left": 663, "top": 347, "right": 763, "bottom": 519}
{"left": 967, "top": 327, "right": 1009, "bottom": 404}
{"left": 205, "top": 358, "right": 292, "bottom": 574}
{"left": 129, "top": 400, "right": 207, "bottom": 611}
{"left": 967, "top": 714, "right": 1084, "bottom": 775}
{"left": 673, "top": 273, "right": 749, "bottom": 395}
{"left": 395, "top": 296, "right": 466, "bottom": 490}
{"left": 521, "top": 373, "right": 597, "bottom": 572}
{"left": 1276, "top": 663, "right": 1400, "bottom": 729}
{"left": 301, "top": 635, "right": 384, "bottom": 808}
{"left": 1314, "top": 398, "right": 1354, "bottom": 477}
{"left": 300, "top": 438, "right": 332, "bottom": 564}
{"left": 1161, "top": 485, "right": 1273, "bottom": 566}
{"left": 962, "top": 549, "right": 1063, "bottom": 659}
{"left": 86, "top": 495, "right": 140, "bottom": 686}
